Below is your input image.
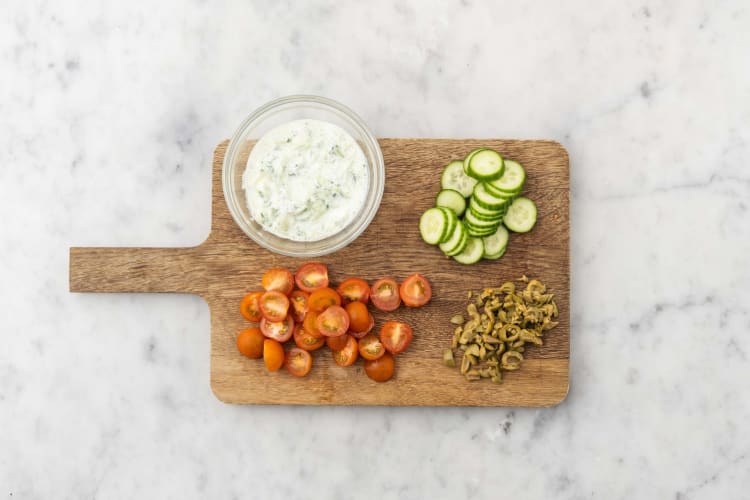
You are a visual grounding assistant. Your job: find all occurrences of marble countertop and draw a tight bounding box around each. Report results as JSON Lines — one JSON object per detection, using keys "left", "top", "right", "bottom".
{"left": 2, "top": 1, "right": 749, "bottom": 498}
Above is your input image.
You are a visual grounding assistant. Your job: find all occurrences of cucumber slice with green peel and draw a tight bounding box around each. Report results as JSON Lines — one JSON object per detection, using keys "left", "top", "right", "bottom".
{"left": 484, "top": 180, "right": 520, "bottom": 198}
{"left": 445, "top": 231, "right": 469, "bottom": 256}
{"left": 482, "top": 224, "right": 509, "bottom": 257}
{"left": 439, "top": 221, "right": 468, "bottom": 256}
{"left": 466, "top": 226, "right": 497, "bottom": 238}
{"left": 467, "top": 149, "right": 504, "bottom": 181}
{"left": 464, "top": 220, "right": 499, "bottom": 234}
{"left": 436, "top": 189, "right": 466, "bottom": 216}
{"left": 487, "top": 159, "right": 525, "bottom": 194}
{"left": 468, "top": 207, "right": 505, "bottom": 223}
{"left": 483, "top": 245, "right": 507, "bottom": 260}
{"left": 482, "top": 182, "right": 515, "bottom": 200}
{"left": 439, "top": 207, "right": 458, "bottom": 244}
{"left": 419, "top": 207, "right": 449, "bottom": 244}
{"left": 464, "top": 209, "right": 501, "bottom": 228}
{"left": 441, "top": 161, "right": 478, "bottom": 198}
{"left": 464, "top": 210, "right": 505, "bottom": 224}
{"left": 503, "top": 197, "right": 537, "bottom": 233}
{"left": 462, "top": 148, "right": 485, "bottom": 175}
{"left": 473, "top": 183, "right": 513, "bottom": 210}
{"left": 453, "top": 237, "right": 484, "bottom": 264}
{"left": 468, "top": 197, "right": 506, "bottom": 218}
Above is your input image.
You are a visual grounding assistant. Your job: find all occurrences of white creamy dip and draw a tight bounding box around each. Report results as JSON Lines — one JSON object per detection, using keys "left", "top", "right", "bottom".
{"left": 242, "top": 119, "right": 369, "bottom": 242}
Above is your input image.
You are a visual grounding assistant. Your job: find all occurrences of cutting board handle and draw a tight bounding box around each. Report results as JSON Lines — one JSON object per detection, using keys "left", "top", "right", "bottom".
{"left": 69, "top": 246, "right": 202, "bottom": 294}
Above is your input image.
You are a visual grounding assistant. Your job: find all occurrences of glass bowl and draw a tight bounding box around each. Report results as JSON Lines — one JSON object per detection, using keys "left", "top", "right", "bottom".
{"left": 222, "top": 95, "right": 385, "bottom": 257}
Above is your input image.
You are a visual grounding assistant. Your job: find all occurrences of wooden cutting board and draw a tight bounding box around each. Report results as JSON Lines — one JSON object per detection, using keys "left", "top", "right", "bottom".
{"left": 69, "top": 139, "right": 569, "bottom": 406}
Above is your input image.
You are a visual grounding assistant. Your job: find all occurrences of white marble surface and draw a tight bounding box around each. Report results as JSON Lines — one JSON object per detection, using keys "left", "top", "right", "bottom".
{"left": 2, "top": 0, "right": 749, "bottom": 498}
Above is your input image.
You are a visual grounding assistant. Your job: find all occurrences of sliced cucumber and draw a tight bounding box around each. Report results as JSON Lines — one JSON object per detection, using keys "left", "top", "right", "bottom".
{"left": 441, "top": 161, "right": 478, "bottom": 198}
{"left": 469, "top": 212, "right": 503, "bottom": 224}
{"left": 473, "top": 183, "right": 513, "bottom": 210}
{"left": 439, "top": 221, "right": 468, "bottom": 256}
{"left": 466, "top": 225, "right": 497, "bottom": 238}
{"left": 487, "top": 159, "right": 525, "bottom": 194}
{"left": 467, "top": 149, "right": 504, "bottom": 181}
{"left": 464, "top": 220, "right": 498, "bottom": 234}
{"left": 436, "top": 189, "right": 466, "bottom": 216}
{"left": 468, "top": 197, "right": 506, "bottom": 219}
{"left": 503, "top": 197, "right": 537, "bottom": 233}
{"left": 419, "top": 207, "right": 449, "bottom": 244}
{"left": 483, "top": 245, "right": 507, "bottom": 260}
{"left": 482, "top": 224, "right": 509, "bottom": 257}
{"left": 453, "top": 237, "right": 484, "bottom": 265}
{"left": 464, "top": 209, "right": 500, "bottom": 228}
{"left": 425, "top": 151, "right": 537, "bottom": 263}
{"left": 484, "top": 181, "right": 519, "bottom": 198}
{"left": 462, "top": 148, "right": 485, "bottom": 175}
{"left": 446, "top": 231, "right": 469, "bottom": 256}
{"left": 439, "top": 207, "right": 458, "bottom": 244}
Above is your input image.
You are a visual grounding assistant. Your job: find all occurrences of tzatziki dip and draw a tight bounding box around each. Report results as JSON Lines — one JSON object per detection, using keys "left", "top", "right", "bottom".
{"left": 242, "top": 119, "right": 369, "bottom": 242}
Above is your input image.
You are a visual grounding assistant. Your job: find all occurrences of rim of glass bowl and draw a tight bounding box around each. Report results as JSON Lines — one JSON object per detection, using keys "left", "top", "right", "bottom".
{"left": 222, "top": 95, "right": 385, "bottom": 257}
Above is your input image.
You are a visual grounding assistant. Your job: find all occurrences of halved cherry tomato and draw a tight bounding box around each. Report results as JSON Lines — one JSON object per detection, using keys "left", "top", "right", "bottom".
{"left": 336, "top": 278, "right": 370, "bottom": 304}
{"left": 400, "top": 273, "right": 432, "bottom": 307}
{"left": 259, "top": 291, "right": 289, "bottom": 322}
{"left": 293, "top": 324, "right": 325, "bottom": 351}
{"left": 239, "top": 291, "right": 264, "bottom": 322}
{"left": 262, "top": 268, "right": 294, "bottom": 295}
{"left": 308, "top": 287, "right": 342, "bottom": 312}
{"left": 260, "top": 316, "right": 294, "bottom": 342}
{"left": 263, "top": 339, "right": 284, "bottom": 372}
{"left": 332, "top": 335, "right": 358, "bottom": 367}
{"left": 303, "top": 311, "right": 323, "bottom": 338}
{"left": 345, "top": 301, "right": 370, "bottom": 333}
{"left": 284, "top": 347, "right": 313, "bottom": 377}
{"left": 380, "top": 321, "right": 413, "bottom": 354}
{"left": 236, "top": 327, "right": 264, "bottom": 359}
{"left": 349, "top": 314, "right": 375, "bottom": 339}
{"left": 289, "top": 290, "right": 309, "bottom": 323}
{"left": 316, "top": 305, "right": 350, "bottom": 337}
{"left": 358, "top": 334, "right": 385, "bottom": 361}
{"left": 294, "top": 263, "right": 329, "bottom": 292}
{"left": 364, "top": 353, "right": 394, "bottom": 382}
{"left": 370, "top": 278, "right": 401, "bottom": 312}
{"left": 326, "top": 333, "right": 350, "bottom": 351}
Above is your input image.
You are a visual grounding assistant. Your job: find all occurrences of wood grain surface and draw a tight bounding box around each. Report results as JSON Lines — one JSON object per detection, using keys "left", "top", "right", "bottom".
{"left": 70, "top": 139, "right": 569, "bottom": 406}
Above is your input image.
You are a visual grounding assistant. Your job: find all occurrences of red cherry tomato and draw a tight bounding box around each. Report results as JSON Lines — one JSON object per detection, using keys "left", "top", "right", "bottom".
{"left": 336, "top": 278, "right": 370, "bottom": 304}
{"left": 370, "top": 278, "right": 401, "bottom": 312}
{"left": 284, "top": 347, "right": 313, "bottom": 377}
{"left": 345, "top": 301, "right": 370, "bottom": 333}
{"left": 399, "top": 273, "right": 432, "bottom": 307}
{"left": 379, "top": 321, "right": 413, "bottom": 354}
{"left": 308, "top": 287, "right": 342, "bottom": 312}
{"left": 358, "top": 334, "right": 385, "bottom": 361}
{"left": 316, "top": 305, "right": 350, "bottom": 337}
{"left": 364, "top": 353, "right": 395, "bottom": 382}
{"left": 261, "top": 268, "right": 294, "bottom": 295}
{"left": 294, "top": 263, "right": 329, "bottom": 292}
{"left": 259, "top": 291, "right": 290, "bottom": 322}
{"left": 239, "top": 291, "right": 264, "bottom": 322}
{"left": 260, "top": 316, "right": 294, "bottom": 342}
{"left": 349, "top": 314, "right": 375, "bottom": 339}
{"left": 289, "top": 290, "right": 309, "bottom": 323}
{"left": 293, "top": 324, "right": 325, "bottom": 351}
{"left": 236, "top": 327, "right": 264, "bottom": 359}
{"left": 326, "top": 333, "right": 350, "bottom": 351}
{"left": 332, "top": 335, "right": 358, "bottom": 367}
{"left": 263, "top": 339, "right": 284, "bottom": 372}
